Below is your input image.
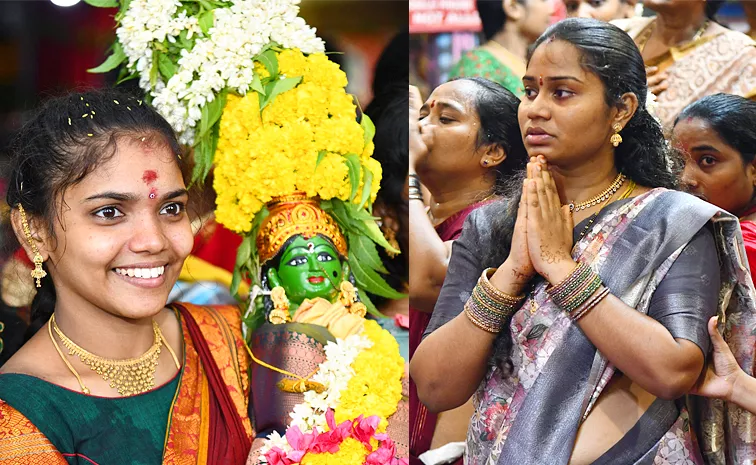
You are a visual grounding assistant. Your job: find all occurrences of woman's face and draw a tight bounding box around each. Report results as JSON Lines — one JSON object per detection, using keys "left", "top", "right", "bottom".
{"left": 42, "top": 136, "right": 193, "bottom": 320}
{"left": 564, "top": 0, "right": 633, "bottom": 21}
{"left": 675, "top": 118, "right": 756, "bottom": 215}
{"left": 417, "top": 80, "right": 487, "bottom": 179}
{"left": 518, "top": 40, "right": 615, "bottom": 167}
{"left": 520, "top": 0, "right": 557, "bottom": 41}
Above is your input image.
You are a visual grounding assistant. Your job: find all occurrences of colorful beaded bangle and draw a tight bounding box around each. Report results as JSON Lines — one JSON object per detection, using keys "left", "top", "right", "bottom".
{"left": 464, "top": 269, "right": 525, "bottom": 333}
{"left": 465, "top": 300, "right": 505, "bottom": 333}
{"left": 548, "top": 262, "right": 592, "bottom": 302}
{"left": 569, "top": 286, "right": 611, "bottom": 321}
{"left": 547, "top": 262, "right": 603, "bottom": 314}
{"left": 559, "top": 273, "right": 602, "bottom": 313}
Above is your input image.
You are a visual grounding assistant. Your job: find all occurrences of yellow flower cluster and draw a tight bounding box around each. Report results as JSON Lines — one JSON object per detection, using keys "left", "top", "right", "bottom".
{"left": 213, "top": 49, "right": 382, "bottom": 233}
{"left": 335, "top": 320, "right": 405, "bottom": 431}
{"left": 300, "top": 437, "right": 368, "bottom": 465}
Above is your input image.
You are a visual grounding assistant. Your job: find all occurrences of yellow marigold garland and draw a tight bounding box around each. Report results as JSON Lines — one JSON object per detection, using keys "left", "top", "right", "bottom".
{"left": 335, "top": 320, "right": 405, "bottom": 431}
{"left": 299, "top": 437, "right": 371, "bottom": 465}
{"left": 213, "top": 49, "right": 382, "bottom": 234}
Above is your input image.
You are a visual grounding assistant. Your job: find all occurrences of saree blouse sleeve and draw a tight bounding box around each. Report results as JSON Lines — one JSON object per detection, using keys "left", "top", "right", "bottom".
{"left": 647, "top": 225, "right": 720, "bottom": 358}
{"left": 423, "top": 208, "right": 496, "bottom": 339}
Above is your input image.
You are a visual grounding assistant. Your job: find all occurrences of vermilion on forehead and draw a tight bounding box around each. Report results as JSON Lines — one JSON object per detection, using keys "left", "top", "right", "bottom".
{"left": 142, "top": 170, "right": 158, "bottom": 184}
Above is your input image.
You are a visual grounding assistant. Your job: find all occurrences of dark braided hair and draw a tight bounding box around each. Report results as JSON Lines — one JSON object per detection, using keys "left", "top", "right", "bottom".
{"left": 485, "top": 18, "right": 677, "bottom": 370}
{"left": 5, "top": 88, "right": 185, "bottom": 339}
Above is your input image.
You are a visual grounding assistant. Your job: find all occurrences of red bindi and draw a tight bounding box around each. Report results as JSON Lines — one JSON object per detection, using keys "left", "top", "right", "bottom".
{"left": 142, "top": 170, "right": 158, "bottom": 184}
{"left": 539, "top": 75, "right": 544, "bottom": 86}
{"left": 430, "top": 100, "right": 435, "bottom": 108}
{"left": 149, "top": 187, "right": 158, "bottom": 200}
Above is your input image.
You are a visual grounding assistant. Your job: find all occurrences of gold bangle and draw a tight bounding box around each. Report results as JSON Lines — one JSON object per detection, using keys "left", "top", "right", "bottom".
{"left": 479, "top": 268, "right": 525, "bottom": 305}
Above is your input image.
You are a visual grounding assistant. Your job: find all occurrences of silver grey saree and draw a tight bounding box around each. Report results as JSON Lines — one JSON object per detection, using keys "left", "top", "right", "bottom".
{"left": 426, "top": 188, "right": 756, "bottom": 464}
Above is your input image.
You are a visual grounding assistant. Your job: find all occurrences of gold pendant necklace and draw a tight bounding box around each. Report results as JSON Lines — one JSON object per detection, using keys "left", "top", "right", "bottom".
{"left": 569, "top": 173, "right": 626, "bottom": 213}
{"left": 49, "top": 314, "right": 175, "bottom": 396}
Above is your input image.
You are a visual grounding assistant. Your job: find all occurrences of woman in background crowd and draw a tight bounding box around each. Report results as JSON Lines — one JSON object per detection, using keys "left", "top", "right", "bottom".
{"left": 448, "top": 0, "right": 553, "bottom": 97}
{"left": 613, "top": 0, "right": 756, "bottom": 128}
{"left": 564, "top": 0, "right": 637, "bottom": 22}
{"left": 408, "top": 77, "right": 527, "bottom": 464}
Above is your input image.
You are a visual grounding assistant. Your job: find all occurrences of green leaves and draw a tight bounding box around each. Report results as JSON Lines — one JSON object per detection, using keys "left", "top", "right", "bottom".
{"left": 198, "top": 9, "right": 215, "bottom": 34}
{"left": 360, "top": 114, "right": 375, "bottom": 148}
{"left": 321, "top": 198, "right": 405, "bottom": 310}
{"left": 259, "top": 76, "right": 301, "bottom": 111}
{"left": 191, "top": 92, "right": 227, "bottom": 184}
{"left": 257, "top": 49, "right": 279, "bottom": 77}
{"left": 316, "top": 150, "right": 327, "bottom": 168}
{"left": 158, "top": 53, "right": 177, "bottom": 81}
{"left": 345, "top": 154, "right": 361, "bottom": 201}
{"left": 348, "top": 249, "right": 404, "bottom": 300}
{"left": 83, "top": 0, "right": 118, "bottom": 7}
{"left": 87, "top": 42, "right": 125, "bottom": 73}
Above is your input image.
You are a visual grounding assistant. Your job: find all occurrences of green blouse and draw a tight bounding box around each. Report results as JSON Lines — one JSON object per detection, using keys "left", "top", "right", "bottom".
{"left": 0, "top": 371, "right": 180, "bottom": 465}
{"left": 448, "top": 48, "right": 525, "bottom": 97}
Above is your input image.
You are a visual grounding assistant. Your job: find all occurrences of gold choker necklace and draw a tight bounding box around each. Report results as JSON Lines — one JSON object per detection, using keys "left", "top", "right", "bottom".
{"left": 569, "top": 173, "right": 626, "bottom": 212}
{"left": 49, "top": 314, "right": 179, "bottom": 396}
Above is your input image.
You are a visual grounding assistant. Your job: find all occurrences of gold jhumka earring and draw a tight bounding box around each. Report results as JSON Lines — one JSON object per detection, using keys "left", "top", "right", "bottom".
{"left": 610, "top": 123, "right": 623, "bottom": 147}
{"left": 18, "top": 204, "right": 47, "bottom": 288}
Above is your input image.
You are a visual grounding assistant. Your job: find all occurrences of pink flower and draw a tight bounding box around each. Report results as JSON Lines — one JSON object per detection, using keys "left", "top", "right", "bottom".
{"left": 264, "top": 447, "right": 293, "bottom": 465}
{"left": 284, "top": 425, "right": 317, "bottom": 461}
{"left": 365, "top": 437, "right": 397, "bottom": 465}
{"left": 352, "top": 415, "right": 381, "bottom": 448}
{"left": 309, "top": 409, "right": 352, "bottom": 454}
{"left": 394, "top": 314, "right": 409, "bottom": 329}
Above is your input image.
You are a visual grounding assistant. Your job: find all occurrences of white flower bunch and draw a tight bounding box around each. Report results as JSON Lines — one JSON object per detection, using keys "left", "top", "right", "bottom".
{"left": 646, "top": 90, "right": 662, "bottom": 126}
{"left": 116, "top": 0, "right": 325, "bottom": 145}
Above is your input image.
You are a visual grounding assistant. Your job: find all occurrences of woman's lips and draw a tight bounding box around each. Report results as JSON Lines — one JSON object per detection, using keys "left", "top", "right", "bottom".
{"left": 525, "top": 129, "right": 554, "bottom": 145}
{"left": 308, "top": 276, "right": 325, "bottom": 284}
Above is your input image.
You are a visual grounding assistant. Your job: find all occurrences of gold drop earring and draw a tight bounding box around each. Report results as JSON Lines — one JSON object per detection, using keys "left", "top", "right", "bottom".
{"left": 18, "top": 204, "right": 47, "bottom": 288}
{"left": 611, "top": 123, "right": 623, "bottom": 147}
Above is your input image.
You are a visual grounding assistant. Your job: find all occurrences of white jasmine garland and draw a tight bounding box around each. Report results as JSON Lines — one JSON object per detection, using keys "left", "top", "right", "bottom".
{"left": 646, "top": 90, "right": 661, "bottom": 125}
{"left": 115, "top": 0, "right": 325, "bottom": 146}
{"left": 257, "top": 331, "right": 373, "bottom": 463}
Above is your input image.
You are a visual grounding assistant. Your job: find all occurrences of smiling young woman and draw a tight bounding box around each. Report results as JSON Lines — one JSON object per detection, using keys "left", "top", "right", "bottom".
{"left": 410, "top": 18, "right": 756, "bottom": 464}
{"left": 0, "top": 90, "right": 253, "bottom": 464}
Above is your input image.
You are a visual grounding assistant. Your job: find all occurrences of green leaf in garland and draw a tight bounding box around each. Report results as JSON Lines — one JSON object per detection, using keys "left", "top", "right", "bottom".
{"left": 196, "top": 92, "right": 226, "bottom": 142}
{"left": 250, "top": 72, "right": 265, "bottom": 96}
{"left": 345, "top": 153, "right": 361, "bottom": 201}
{"left": 315, "top": 150, "right": 327, "bottom": 168}
{"left": 230, "top": 267, "right": 242, "bottom": 298}
{"left": 347, "top": 203, "right": 399, "bottom": 254}
{"left": 235, "top": 235, "right": 253, "bottom": 268}
{"left": 87, "top": 42, "right": 126, "bottom": 73}
{"left": 358, "top": 291, "right": 386, "bottom": 319}
{"left": 83, "top": 0, "right": 118, "bottom": 7}
{"left": 198, "top": 0, "right": 214, "bottom": 10}
{"left": 349, "top": 232, "right": 388, "bottom": 274}
{"left": 358, "top": 166, "right": 373, "bottom": 210}
{"left": 348, "top": 250, "right": 405, "bottom": 299}
{"left": 198, "top": 9, "right": 214, "bottom": 35}
{"left": 157, "top": 54, "right": 177, "bottom": 81}
{"left": 258, "top": 49, "right": 279, "bottom": 77}
{"left": 115, "top": 0, "right": 131, "bottom": 21}
{"left": 149, "top": 50, "right": 159, "bottom": 87}
{"left": 360, "top": 114, "right": 375, "bottom": 149}
{"left": 260, "top": 76, "right": 301, "bottom": 110}
{"left": 191, "top": 135, "right": 214, "bottom": 184}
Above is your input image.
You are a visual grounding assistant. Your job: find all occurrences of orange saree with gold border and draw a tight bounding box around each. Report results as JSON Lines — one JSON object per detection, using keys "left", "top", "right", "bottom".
{"left": 0, "top": 304, "right": 253, "bottom": 465}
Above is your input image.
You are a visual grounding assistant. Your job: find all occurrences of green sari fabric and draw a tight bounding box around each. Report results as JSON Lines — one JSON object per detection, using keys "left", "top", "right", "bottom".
{"left": 448, "top": 48, "right": 524, "bottom": 97}
{"left": 0, "top": 372, "right": 180, "bottom": 465}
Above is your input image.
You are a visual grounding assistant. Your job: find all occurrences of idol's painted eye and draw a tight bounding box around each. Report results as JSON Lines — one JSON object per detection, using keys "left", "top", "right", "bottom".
{"left": 287, "top": 256, "right": 308, "bottom": 267}
{"left": 317, "top": 252, "right": 335, "bottom": 262}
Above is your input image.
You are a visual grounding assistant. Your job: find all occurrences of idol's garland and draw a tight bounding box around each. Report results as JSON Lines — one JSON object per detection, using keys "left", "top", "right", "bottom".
{"left": 257, "top": 320, "right": 406, "bottom": 465}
